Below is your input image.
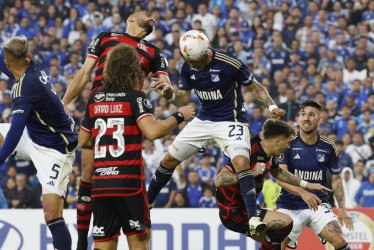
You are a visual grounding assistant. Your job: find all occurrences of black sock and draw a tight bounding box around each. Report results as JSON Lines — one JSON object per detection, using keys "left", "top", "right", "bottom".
{"left": 260, "top": 221, "right": 293, "bottom": 250}
{"left": 47, "top": 217, "right": 72, "bottom": 250}
{"left": 147, "top": 162, "right": 174, "bottom": 204}
{"left": 237, "top": 169, "right": 257, "bottom": 219}
{"left": 76, "top": 181, "right": 92, "bottom": 250}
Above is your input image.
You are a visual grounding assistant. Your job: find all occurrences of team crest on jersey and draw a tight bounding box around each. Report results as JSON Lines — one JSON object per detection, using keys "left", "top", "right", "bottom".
{"left": 94, "top": 92, "right": 105, "bottom": 102}
{"left": 277, "top": 153, "right": 285, "bottom": 161}
{"left": 143, "top": 99, "right": 152, "bottom": 109}
{"left": 317, "top": 154, "right": 325, "bottom": 162}
{"left": 211, "top": 74, "right": 220, "bottom": 82}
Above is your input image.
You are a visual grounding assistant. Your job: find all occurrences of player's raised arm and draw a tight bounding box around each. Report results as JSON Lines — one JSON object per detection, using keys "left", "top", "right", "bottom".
{"left": 150, "top": 77, "right": 192, "bottom": 107}
{"left": 247, "top": 79, "right": 286, "bottom": 119}
{"left": 62, "top": 57, "right": 97, "bottom": 113}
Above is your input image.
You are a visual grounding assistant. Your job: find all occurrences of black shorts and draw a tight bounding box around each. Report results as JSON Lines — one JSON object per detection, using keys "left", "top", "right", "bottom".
{"left": 219, "top": 206, "right": 268, "bottom": 237}
{"left": 92, "top": 191, "right": 151, "bottom": 242}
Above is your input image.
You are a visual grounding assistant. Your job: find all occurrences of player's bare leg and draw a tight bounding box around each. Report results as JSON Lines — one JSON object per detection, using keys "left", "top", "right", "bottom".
{"left": 281, "top": 237, "right": 291, "bottom": 250}
{"left": 94, "top": 237, "right": 118, "bottom": 250}
{"left": 77, "top": 148, "right": 95, "bottom": 250}
{"left": 256, "top": 210, "right": 293, "bottom": 250}
{"left": 127, "top": 229, "right": 151, "bottom": 250}
{"left": 319, "top": 221, "right": 350, "bottom": 250}
{"left": 44, "top": 193, "right": 72, "bottom": 250}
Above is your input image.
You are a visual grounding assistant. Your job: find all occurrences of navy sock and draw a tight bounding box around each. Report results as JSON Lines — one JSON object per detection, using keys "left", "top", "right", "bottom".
{"left": 237, "top": 169, "right": 257, "bottom": 219}
{"left": 47, "top": 217, "right": 72, "bottom": 250}
{"left": 336, "top": 243, "right": 351, "bottom": 250}
{"left": 147, "top": 162, "right": 174, "bottom": 204}
{"left": 76, "top": 181, "right": 92, "bottom": 250}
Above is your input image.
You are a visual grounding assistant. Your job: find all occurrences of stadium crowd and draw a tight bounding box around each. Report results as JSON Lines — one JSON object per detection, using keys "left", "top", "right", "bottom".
{"left": 1, "top": 0, "right": 374, "bottom": 210}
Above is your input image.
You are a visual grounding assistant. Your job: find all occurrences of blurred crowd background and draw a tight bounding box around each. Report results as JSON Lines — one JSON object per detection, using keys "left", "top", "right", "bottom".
{"left": 0, "top": 0, "right": 374, "bottom": 210}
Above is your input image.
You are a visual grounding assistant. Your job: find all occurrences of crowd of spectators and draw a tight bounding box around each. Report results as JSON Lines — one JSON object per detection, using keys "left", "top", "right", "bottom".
{"left": 1, "top": 0, "right": 374, "bottom": 209}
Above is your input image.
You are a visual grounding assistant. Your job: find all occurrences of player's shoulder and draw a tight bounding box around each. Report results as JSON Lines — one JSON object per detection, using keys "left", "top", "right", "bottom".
{"left": 212, "top": 49, "right": 242, "bottom": 70}
{"left": 318, "top": 134, "right": 338, "bottom": 155}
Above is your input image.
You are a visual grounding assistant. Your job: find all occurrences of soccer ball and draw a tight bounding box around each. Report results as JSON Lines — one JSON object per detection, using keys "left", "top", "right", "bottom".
{"left": 179, "top": 30, "right": 209, "bottom": 61}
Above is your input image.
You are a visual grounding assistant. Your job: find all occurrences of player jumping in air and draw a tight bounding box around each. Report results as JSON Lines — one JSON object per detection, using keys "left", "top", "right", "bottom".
{"left": 148, "top": 30, "right": 285, "bottom": 234}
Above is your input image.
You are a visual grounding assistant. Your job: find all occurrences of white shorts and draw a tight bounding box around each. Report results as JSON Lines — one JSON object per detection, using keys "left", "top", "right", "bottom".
{"left": 0, "top": 123, "right": 75, "bottom": 197}
{"left": 169, "top": 118, "right": 250, "bottom": 161}
{"left": 277, "top": 203, "right": 338, "bottom": 248}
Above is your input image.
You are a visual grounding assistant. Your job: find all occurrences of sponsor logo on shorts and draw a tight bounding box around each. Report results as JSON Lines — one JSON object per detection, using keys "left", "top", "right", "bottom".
{"left": 93, "top": 225, "right": 105, "bottom": 237}
{"left": 47, "top": 181, "right": 54, "bottom": 186}
{"left": 95, "top": 167, "right": 119, "bottom": 176}
{"left": 81, "top": 196, "right": 91, "bottom": 202}
{"left": 129, "top": 220, "right": 141, "bottom": 231}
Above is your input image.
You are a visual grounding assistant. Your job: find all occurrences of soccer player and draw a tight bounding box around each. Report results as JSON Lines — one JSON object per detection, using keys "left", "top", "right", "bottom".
{"left": 276, "top": 100, "right": 354, "bottom": 250}
{"left": 0, "top": 36, "right": 77, "bottom": 250}
{"left": 215, "top": 119, "right": 332, "bottom": 250}
{"left": 148, "top": 30, "right": 286, "bottom": 233}
{"left": 61, "top": 11, "right": 172, "bottom": 249}
{"left": 78, "top": 43, "right": 194, "bottom": 250}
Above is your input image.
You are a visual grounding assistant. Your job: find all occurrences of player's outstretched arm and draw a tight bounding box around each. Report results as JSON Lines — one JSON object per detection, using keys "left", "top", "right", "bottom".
{"left": 138, "top": 106, "right": 195, "bottom": 140}
{"left": 332, "top": 174, "right": 354, "bottom": 231}
{"left": 247, "top": 80, "right": 286, "bottom": 118}
{"left": 151, "top": 77, "right": 192, "bottom": 107}
{"left": 62, "top": 57, "right": 98, "bottom": 113}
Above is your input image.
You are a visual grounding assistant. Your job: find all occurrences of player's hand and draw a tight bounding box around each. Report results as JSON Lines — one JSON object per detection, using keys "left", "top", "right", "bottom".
{"left": 62, "top": 102, "right": 70, "bottom": 115}
{"left": 252, "top": 163, "right": 266, "bottom": 177}
{"left": 338, "top": 208, "right": 354, "bottom": 231}
{"left": 177, "top": 106, "right": 195, "bottom": 121}
{"left": 300, "top": 191, "right": 322, "bottom": 211}
{"left": 151, "top": 78, "right": 173, "bottom": 99}
{"left": 305, "top": 183, "right": 332, "bottom": 195}
{"left": 270, "top": 108, "right": 286, "bottom": 119}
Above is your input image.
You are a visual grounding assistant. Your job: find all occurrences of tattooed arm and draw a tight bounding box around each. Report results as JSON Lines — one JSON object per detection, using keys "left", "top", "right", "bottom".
{"left": 214, "top": 168, "right": 239, "bottom": 187}
{"left": 171, "top": 90, "right": 192, "bottom": 107}
{"left": 247, "top": 80, "right": 285, "bottom": 118}
{"left": 332, "top": 174, "right": 354, "bottom": 230}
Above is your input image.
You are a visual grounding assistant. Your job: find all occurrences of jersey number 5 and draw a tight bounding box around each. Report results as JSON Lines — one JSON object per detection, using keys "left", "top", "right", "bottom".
{"left": 94, "top": 118, "right": 125, "bottom": 159}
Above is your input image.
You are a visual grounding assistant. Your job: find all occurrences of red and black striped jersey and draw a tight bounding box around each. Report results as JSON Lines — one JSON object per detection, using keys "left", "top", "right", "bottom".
{"left": 216, "top": 136, "right": 279, "bottom": 220}
{"left": 87, "top": 32, "right": 169, "bottom": 94}
{"left": 81, "top": 89, "right": 153, "bottom": 198}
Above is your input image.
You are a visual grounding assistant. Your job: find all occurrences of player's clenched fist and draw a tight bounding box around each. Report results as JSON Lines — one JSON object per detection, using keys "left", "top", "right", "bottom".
{"left": 270, "top": 107, "right": 286, "bottom": 119}
{"left": 177, "top": 106, "right": 195, "bottom": 121}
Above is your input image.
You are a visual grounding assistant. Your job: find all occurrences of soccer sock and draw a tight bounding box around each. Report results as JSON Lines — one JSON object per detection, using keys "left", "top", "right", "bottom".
{"left": 147, "top": 162, "right": 174, "bottom": 204}
{"left": 47, "top": 217, "right": 72, "bottom": 250}
{"left": 76, "top": 181, "right": 92, "bottom": 250}
{"left": 260, "top": 222, "right": 293, "bottom": 250}
{"left": 237, "top": 169, "right": 257, "bottom": 219}
{"left": 336, "top": 243, "right": 351, "bottom": 250}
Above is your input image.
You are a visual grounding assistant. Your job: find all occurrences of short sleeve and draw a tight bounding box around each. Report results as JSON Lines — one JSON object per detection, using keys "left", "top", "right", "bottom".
{"left": 80, "top": 102, "right": 91, "bottom": 133}
{"left": 277, "top": 148, "right": 290, "bottom": 166}
{"left": 235, "top": 63, "right": 255, "bottom": 87}
{"left": 328, "top": 143, "right": 340, "bottom": 175}
{"left": 179, "top": 63, "right": 192, "bottom": 90}
{"left": 130, "top": 91, "right": 154, "bottom": 123}
{"left": 151, "top": 47, "right": 169, "bottom": 76}
{"left": 87, "top": 32, "right": 108, "bottom": 61}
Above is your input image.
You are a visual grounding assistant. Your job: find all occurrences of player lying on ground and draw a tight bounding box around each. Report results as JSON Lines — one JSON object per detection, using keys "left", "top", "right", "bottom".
{"left": 215, "top": 119, "right": 331, "bottom": 250}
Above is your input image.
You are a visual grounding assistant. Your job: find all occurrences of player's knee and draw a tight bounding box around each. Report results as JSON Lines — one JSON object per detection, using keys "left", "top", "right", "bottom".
{"left": 44, "top": 208, "right": 61, "bottom": 222}
{"left": 162, "top": 153, "right": 180, "bottom": 169}
{"left": 282, "top": 214, "right": 293, "bottom": 226}
{"left": 331, "top": 235, "right": 346, "bottom": 249}
{"left": 231, "top": 155, "right": 249, "bottom": 172}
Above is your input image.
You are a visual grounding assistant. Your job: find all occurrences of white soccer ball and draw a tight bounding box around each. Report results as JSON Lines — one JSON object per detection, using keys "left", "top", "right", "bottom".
{"left": 179, "top": 30, "right": 209, "bottom": 61}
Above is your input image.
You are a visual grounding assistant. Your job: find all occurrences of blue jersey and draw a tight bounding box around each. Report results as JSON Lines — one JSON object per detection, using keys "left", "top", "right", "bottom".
{"left": 179, "top": 48, "right": 254, "bottom": 123}
{"left": 276, "top": 133, "right": 339, "bottom": 210}
{"left": 12, "top": 61, "right": 77, "bottom": 153}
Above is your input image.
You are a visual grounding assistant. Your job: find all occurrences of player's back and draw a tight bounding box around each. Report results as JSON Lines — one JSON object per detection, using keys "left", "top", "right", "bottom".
{"left": 276, "top": 133, "right": 339, "bottom": 209}
{"left": 88, "top": 32, "right": 168, "bottom": 94}
{"left": 179, "top": 48, "right": 253, "bottom": 123}
{"left": 12, "top": 61, "right": 77, "bottom": 154}
{"left": 83, "top": 89, "right": 152, "bottom": 198}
